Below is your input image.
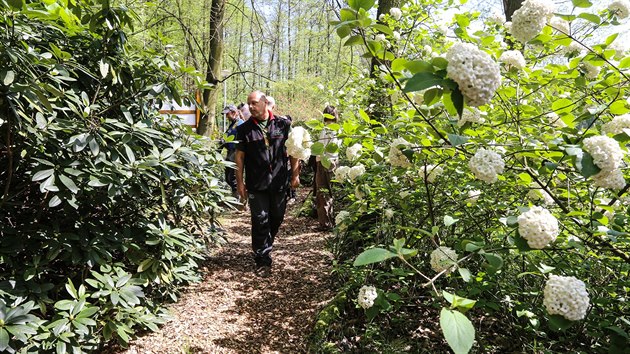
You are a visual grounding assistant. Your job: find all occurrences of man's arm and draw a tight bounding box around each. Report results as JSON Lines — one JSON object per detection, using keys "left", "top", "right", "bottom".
{"left": 235, "top": 150, "right": 247, "bottom": 206}
{"left": 290, "top": 156, "right": 300, "bottom": 189}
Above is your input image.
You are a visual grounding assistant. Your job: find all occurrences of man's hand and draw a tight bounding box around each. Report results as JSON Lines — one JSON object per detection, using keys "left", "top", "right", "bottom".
{"left": 237, "top": 183, "right": 248, "bottom": 211}
{"left": 291, "top": 174, "right": 300, "bottom": 189}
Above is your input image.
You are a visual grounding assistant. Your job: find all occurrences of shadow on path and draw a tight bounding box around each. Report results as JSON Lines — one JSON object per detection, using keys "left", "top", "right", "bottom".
{"left": 114, "top": 188, "right": 335, "bottom": 354}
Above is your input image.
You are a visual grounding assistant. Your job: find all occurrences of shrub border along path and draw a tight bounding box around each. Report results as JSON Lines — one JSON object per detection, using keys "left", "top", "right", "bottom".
{"left": 115, "top": 189, "right": 335, "bottom": 353}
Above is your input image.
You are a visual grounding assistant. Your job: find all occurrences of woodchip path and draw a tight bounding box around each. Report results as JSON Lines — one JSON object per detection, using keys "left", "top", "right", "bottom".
{"left": 112, "top": 189, "right": 335, "bottom": 353}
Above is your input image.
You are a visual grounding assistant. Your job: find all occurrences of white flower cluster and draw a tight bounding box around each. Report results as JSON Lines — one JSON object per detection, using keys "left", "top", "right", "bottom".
{"left": 549, "top": 16, "right": 570, "bottom": 34}
{"left": 375, "top": 33, "right": 387, "bottom": 42}
{"left": 582, "top": 135, "right": 624, "bottom": 171}
{"left": 445, "top": 42, "right": 501, "bottom": 107}
{"left": 286, "top": 126, "right": 312, "bottom": 161}
{"left": 510, "top": 0, "right": 554, "bottom": 43}
{"left": 546, "top": 112, "right": 567, "bottom": 128}
{"left": 609, "top": 0, "right": 630, "bottom": 19}
{"left": 592, "top": 169, "right": 626, "bottom": 190}
{"left": 467, "top": 189, "right": 481, "bottom": 203}
{"left": 389, "top": 138, "right": 412, "bottom": 168}
{"left": 469, "top": 148, "right": 505, "bottom": 184}
{"left": 517, "top": 206, "right": 559, "bottom": 249}
{"left": 346, "top": 143, "right": 362, "bottom": 161}
{"left": 543, "top": 274, "right": 590, "bottom": 321}
{"left": 527, "top": 183, "right": 555, "bottom": 205}
{"left": 458, "top": 108, "right": 486, "bottom": 127}
{"left": 384, "top": 208, "right": 394, "bottom": 219}
{"left": 602, "top": 114, "right": 630, "bottom": 136}
{"left": 335, "top": 210, "right": 350, "bottom": 226}
{"left": 488, "top": 10, "right": 505, "bottom": 24}
{"left": 563, "top": 41, "right": 584, "bottom": 57}
{"left": 392, "top": 31, "right": 401, "bottom": 40}
{"left": 334, "top": 166, "right": 349, "bottom": 181}
{"left": 581, "top": 62, "right": 600, "bottom": 79}
{"left": 347, "top": 164, "right": 365, "bottom": 181}
{"left": 358, "top": 285, "right": 378, "bottom": 309}
{"left": 389, "top": 7, "right": 402, "bottom": 21}
{"left": 430, "top": 246, "right": 458, "bottom": 273}
{"left": 423, "top": 164, "right": 444, "bottom": 183}
{"left": 499, "top": 50, "right": 526, "bottom": 70}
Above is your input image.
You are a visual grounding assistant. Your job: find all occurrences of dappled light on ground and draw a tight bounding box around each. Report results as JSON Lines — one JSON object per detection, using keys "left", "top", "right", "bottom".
{"left": 113, "top": 189, "right": 334, "bottom": 353}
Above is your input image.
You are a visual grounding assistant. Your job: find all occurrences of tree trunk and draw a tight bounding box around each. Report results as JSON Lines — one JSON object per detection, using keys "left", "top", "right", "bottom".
{"left": 368, "top": 0, "right": 402, "bottom": 121}
{"left": 198, "top": 0, "right": 226, "bottom": 136}
{"left": 503, "top": 0, "right": 525, "bottom": 21}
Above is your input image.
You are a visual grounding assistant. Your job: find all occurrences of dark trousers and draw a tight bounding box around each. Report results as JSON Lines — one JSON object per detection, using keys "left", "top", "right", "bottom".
{"left": 225, "top": 150, "right": 237, "bottom": 192}
{"left": 315, "top": 161, "right": 334, "bottom": 229}
{"left": 248, "top": 189, "right": 288, "bottom": 266}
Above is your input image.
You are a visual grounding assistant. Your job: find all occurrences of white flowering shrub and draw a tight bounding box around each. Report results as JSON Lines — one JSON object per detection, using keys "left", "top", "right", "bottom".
{"left": 469, "top": 148, "right": 505, "bottom": 183}
{"left": 510, "top": 0, "right": 555, "bottom": 43}
{"left": 445, "top": 42, "right": 501, "bottom": 107}
{"left": 582, "top": 135, "right": 624, "bottom": 172}
{"left": 357, "top": 285, "right": 378, "bottom": 309}
{"left": 517, "top": 206, "right": 560, "bottom": 249}
{"left": 346, "top": 143, "right": 362, "bottom": 161}
{"left": 430, "top": 246, "right": 458, "bottom": 273}
{"left": 286, "top": 126, "right": 312, "bottom": 161}
{"left": 543, "top": 275, "right": 590, "bottom": 321}
{"left": 323, "top": 1, "right": 630, "bottom": 352}
{"left": 609, "top": 0, "right": 630, "bottom": 19}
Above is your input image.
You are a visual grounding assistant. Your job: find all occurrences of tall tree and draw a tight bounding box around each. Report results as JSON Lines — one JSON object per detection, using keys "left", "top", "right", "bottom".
{"left": 198, "top": 0, "right": 226, "bottom": 136}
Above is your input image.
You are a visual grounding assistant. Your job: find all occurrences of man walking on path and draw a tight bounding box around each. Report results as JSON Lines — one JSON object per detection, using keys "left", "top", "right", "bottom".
{"left": 222, "top": 104, "right": 244, "bottom": 195}
{"left": 235, "top": 91, "right": 300, "bottom": 275}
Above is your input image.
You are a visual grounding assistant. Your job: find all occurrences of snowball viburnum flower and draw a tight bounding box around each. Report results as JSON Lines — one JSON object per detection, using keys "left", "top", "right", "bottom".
{"left": 609, "top": 0, "right": 630, "bottom": 19}
{"left": 467, "top": 189, "right": 481, "bottom": 203}
{"left": 286, "top": 126, "right": 312, "bottom": 161}
{"left": 517, "top": 206, "right": 560, "bottom": 249}
{"left": 581, "top": 62, "right": 600, "bottom": 79}
{"left": 430, "top": 246, "right": 458, "bottom": 273}
{"left": 602, "top": 114, "right": 630, "bottom": 135}
{"left": 458, "top": 108, "right": 485, "bottom": 127}
{"left": 499, "top": 50, "right": 526, "bottom": 70}
{"left": 389, "top": 138, "right": 412, "bottom": 168}
{"left": 423, "top": 164, "right": 443, "bottom": 183}
{"left": 334, "top": 165, "right": 350, "bottom": 182}
{"left": 546, "top": 112, "right": 566, "bottom": 128}
{"left": 592, "top": 169, "right": 626, "bottom": 190}
{"left": 358, "top": 285, "right": 378, "bottom": 309}
{"left": 347, "top": 164, "right": 366, "bottom": 181}
{"left": 389, "top": 7, "right": 402, "bottom": 21}
{"left": 469, "top": 148, "right": 505, "bottom": 184}
{"left": 510, "top": 0, "right": 555, "bottom": 43}
{"left": 392, "top": 31, "right": 401, "bottom": 40}
{"left": 446, "top": 42, "right": 501, "bottom": 107}
{"left": 375, "top": 34, "right": 387, "bottom": 42}
{"left": 549, "top": 16, "right": 570, "bottom": 34}
{"left": 582, "top": 135, "right": 624, "bottom": 171}
{"left": 346, "top": 143, "right": 362, "bottom": 162}
{"left": 384, "top": 208, "right": 394, "bottom": 219}
{"left": 543, "top": 275, "right": 590, "bottom": 321}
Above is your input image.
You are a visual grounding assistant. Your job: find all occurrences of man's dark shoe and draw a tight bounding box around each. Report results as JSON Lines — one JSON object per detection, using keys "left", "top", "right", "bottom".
{"left": 254, "top": 265, "right": 272, "bottom": 278}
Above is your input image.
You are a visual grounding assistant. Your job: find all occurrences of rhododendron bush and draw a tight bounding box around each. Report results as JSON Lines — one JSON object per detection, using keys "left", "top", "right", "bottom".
{"left": 310, "top": 0, "right": 630, "bottom": 352}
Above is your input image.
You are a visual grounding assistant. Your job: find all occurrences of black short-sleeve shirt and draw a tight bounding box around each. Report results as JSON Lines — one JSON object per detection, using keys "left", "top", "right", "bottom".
{"left": 236, "top": 113, "right": 291, "bottom": 192}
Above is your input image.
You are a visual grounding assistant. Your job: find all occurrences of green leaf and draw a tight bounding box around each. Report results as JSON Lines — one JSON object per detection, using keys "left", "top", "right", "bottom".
{"left": 6, "top": 0, "right": 24, "bottom": 10}
{"left": 571, "top": 0, "right": 592, "bottom": 8}
{"left": 577, "top": 12, "right": 600, "bottom": 24}
{"left": 447, "top": 134, "right": 468, "bottom": 147}
{"left": 483, "top": 253, "right": 503, "bottom": 272}
{"left": 59, "top": 174, "right": 79, "bottom": 194}
{"left": 353, "top": 247, "right": 397, "bottom": 266}
{"left": 344, "top": 34, "right": 364, "bottom": 47}
{"left": 444, "top": 215, "right": 459, "bottom": 227}
{"left": 403, "top": 72, "right": 445, "bottom": 92}
{"left": 548, "top": 314, "right": 575, "bottom": 331}
{"left": 32, "top": 168, "right": 55, "bottom": 182}
{"left": 311, "top": 142, "right": 325, "bottom": 155}
{"left": 2, "top": 70, "right": 15, "bottom": 86}
{"left": 404, "top": 60, "right": 432, "bottom": 74}
{"left": 0, "top": 328, "right": 9, "bottom": 352}
{"left": 619, "top": 57, "right": 630, "bottom": 69}
{"left": 458, "top": 267, "right": 472, "bottom": 282}
{"left": 348, "top": 0, "right": 375, "bottom": 11}
{"left": 336, "top": 25, "right": 351, "bottom": 39}
{"left": 580, "top": 151, "right": 601, "bottom": 178}
{"left": 551, "top": 98, "right": 574, "bottom": 114}
{"left": 371, "top": 23, "right": 393, "bottom": 36}
{"left": 440, "top": 308, "right": 475, "bottom": 354}
{"left": 609, "top": 100, "right": 630, "bottom": 115}
{"left": 451, "top": 87, "right": 464, "bottom": 118}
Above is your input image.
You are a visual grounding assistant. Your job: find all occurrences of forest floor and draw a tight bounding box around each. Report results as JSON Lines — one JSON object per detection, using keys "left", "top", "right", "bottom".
{"left": 114, "top": 188, "right": 335, "bottom": 353}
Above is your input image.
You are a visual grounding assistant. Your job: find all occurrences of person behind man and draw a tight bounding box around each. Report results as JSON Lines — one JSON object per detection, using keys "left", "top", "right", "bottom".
{"left": 315, "top": 105, "right": 340, "bottom": 230}
{"left": 237, "top": 102, "right": 251, "bottom": 120}
{"left": 222, "top": 104, "right": 244, "bottom": 195}
{"left": 235, "top": 91, "right": 300, "bottom": 275}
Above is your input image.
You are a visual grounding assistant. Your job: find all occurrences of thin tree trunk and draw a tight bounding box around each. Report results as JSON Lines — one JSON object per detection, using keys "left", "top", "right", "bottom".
{"left": 198, "top": 0, "right": 226, "bottom": 136}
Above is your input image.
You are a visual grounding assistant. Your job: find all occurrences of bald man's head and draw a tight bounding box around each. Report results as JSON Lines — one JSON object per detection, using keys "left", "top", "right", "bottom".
{"left": 247, "top": 90, "right": 269, "bottom": 121}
